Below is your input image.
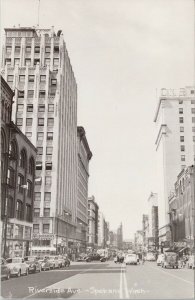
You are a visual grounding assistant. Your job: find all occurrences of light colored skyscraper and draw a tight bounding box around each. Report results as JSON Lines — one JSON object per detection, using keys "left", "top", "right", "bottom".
{"left": 1, "top": 26, "right": 78, "bottom": 255}
{"left": 154, "top": 87, "right": 195, "bottom": 242}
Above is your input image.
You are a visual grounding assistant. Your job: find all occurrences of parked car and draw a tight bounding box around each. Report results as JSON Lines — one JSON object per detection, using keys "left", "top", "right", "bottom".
{"left": 187, "top": 255, "right": 195, "bottom": 269}
{"left": 46, "top": 256, "right": 60, "bottom": 269}
{"left": 1, "top": 258, "right": 10, "bottom": 280}
{"left": 157, "top": 254, "right": 165, "bottom": 266}
{"left": 24, "top": 256, "right": 41, "bottom": 273}
{"left": 37, "top": 258, "right": 50, "bottom": 271}
{"left": 146, "top": 252, "right": 156, "bottom": 261}
{"left": 161, "top": 251, "right": 179, "bottom": 269}
{"left": 6, "top": 257, "right": 29, "bottom": 277}
{"left": 57, "top": 255, "right": 65, "bottom": 267}
{"left": 88, "top": 253, "right": 101, "bottom": 261}
{"left": 63, "top": 256, "right": 71, "bottom": 267}
{"left": 124, "top": 254, "right": 137, "bottom": 265}
{"left": 100, "top": 256, "right": 106, "bottom": 262}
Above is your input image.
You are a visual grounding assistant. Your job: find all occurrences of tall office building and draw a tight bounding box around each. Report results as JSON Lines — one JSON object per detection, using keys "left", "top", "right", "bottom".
{"left": 1, "top": 26, "right": 78, "bottom": 255}
{"left": 87, "top": 196, "right": 99, "bottom": 249}
{"left": 154, "top": 87, "right": 195, "bottom": 242}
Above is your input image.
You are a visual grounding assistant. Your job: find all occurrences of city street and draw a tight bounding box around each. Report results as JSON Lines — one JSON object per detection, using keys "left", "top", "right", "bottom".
{"left": 1, "top": 261, "right": 194, "bottom": 299}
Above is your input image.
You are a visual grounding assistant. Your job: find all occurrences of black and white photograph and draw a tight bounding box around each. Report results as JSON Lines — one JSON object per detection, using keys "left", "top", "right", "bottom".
{"left": 1, "top": 0, "right": 195, "bottom": 299}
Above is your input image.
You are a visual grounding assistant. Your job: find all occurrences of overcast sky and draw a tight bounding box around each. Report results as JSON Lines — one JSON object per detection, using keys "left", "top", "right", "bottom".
{"left": 1, "top": 0, "right": 194, "bottom": 238}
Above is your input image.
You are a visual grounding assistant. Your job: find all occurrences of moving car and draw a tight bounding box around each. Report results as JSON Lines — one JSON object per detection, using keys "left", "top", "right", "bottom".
{"left": 124, "top": 254, "right": 137, "bottom": 265}
{"left": 37, "top": 258, "right": 50, "bottom": 271}
{"left": 1, "top": 258, "right": 10, "bottom": 280}
{"left": 24, "top": 256, "right": 41, "bottom": 273}
{"left": 6, "top": 257, "right": 29, "bottom": 277}
{"left": 157, "top": 254, "right": 164, "bottom": 266}
{"left": 187, "top": 255, "right": 195, "bottom": 269}
{"left": 161, "top": 251, "right": 178, "bottom": 269}
{"left": 146, "top": 252, "right": 156, "bottom": 261}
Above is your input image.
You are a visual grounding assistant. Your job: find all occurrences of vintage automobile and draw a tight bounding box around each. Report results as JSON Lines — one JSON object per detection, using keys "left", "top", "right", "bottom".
{"left": 1, "top": 258, "right": 11, "bottom": 280}
{"left": 187, "top": 255, "right": 195, "bottom": 269}
{"left": 124, "top": 254, "right": 137, "bottom": 265}
{"left": 24, "top": 256, "right": 41, "bottom": 273}
{"left": 157, "top": 254, "right": 165, "bottom": 266}
{"left": 100, "top": 256, "right": 106, "bottom": 262}
{"left": 161, "top": 251, "right": 179, "bottom": 269}
{"left": 146, "top": 252, "right": 156, "bottom": 261}
{"left": 6, "top": 257, "right": 29, "bottom": 277}
{"left": 63, "top": 256, "right": 71, "bottom": 267}
{"left": 37, "top": 257, "right": 51, "bottom": 271}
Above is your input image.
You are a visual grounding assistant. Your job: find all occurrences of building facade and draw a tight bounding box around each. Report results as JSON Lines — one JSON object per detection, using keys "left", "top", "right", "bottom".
{"left": 76, "top": 126, "right": 92, "bottom": 254}
{"left": 1, "top": 76, "right": 36, "bottom": 258}
{"left": 1, "top": 26, "right": 78, "bottom": 255}
{"left": 134, "top": 230, "right": 143, "bottom": 253}
{"left": 147, "top": 192, "right": 159, "bottom": 250}
{"left": 116, "top": 223, "right": 123, "bottom": 250}
{"left": 142, "top": 214, "right": 149, "bottom": 251}
{"left": 154, "top": 87, "right": 195, "bottom": 241}
{"left": 87, "top": 196, "right": 99, "bottom": 250}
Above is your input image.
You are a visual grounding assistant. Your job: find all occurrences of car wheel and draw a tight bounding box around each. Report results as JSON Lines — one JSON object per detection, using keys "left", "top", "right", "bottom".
{"left": 17, "top": 270, "right": 21, "bottom": 277}
{"left": 7, "top": 272, "right": 10, "bottom": 280}
{"left": 25, "top": 268, "right": 29, "bottom": 276}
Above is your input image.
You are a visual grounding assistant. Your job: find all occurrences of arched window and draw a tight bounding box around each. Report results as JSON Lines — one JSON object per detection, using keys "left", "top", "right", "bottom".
{"left": 8, "top": 196, "right": 14, "bottom": 218}
{"left": 29, "top": 157, "right": 35, "bottom": 176}
{"left": 27, "top": 180, "right": 33, "bottom": 198}
{"left": 1, "top": 101, "right": 4, "bottom": 120}
{"left": 19, "top": 149, "right": 27, "bottom": 169}
{"left": 9, "top": 140, "right": 18, "bottom": 160}
{"left": 16, "top": 200, "right": 23, "bottom": 220}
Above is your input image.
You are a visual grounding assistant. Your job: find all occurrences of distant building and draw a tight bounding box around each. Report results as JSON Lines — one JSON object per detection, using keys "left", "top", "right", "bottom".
{"left": 1, "top": 75, "right": 36, "bottom": 258}
{"left": 98, "top": 212, "right": 105, "bottom": 248}
{"left": 154, "top": 87, "right": 195, "bottom": 242}
{"left": 134, "top": 230, "right": 143, "bottom": 252}
{"left": 142, "top": 214, "right": 149, "bottom": 250}
{"left": 87, "top": 196, "right": 99, "bottom": 250}
{"left": 76, "top": 126, "right": 92, "bottom": 254}
{"left": 117, "top": 223, "right": 123, "bottom": 250}
{"left": 147, "top": 192, "right": 159, "bottom": 250}
{"left": 109, "top": 231, "right": 117, "bottom": 249}
{"left": 123, "top": 239, "right": 134, "bottom": 250}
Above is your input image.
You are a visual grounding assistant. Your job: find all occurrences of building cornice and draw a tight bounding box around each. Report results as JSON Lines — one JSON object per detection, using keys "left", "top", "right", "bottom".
{"left": 77, "top": 126, "right": 92, "bottom": 160}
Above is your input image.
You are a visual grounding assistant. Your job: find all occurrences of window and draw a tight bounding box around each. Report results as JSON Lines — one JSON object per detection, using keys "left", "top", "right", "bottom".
{"left": 179, "top": 117, "right": 184, "bottom": 123}
{"left": 51, "top": 79, "right": 57, "bottom": 86}
{"left": 179, "top": 108, "right": 183, "bottom": 114}
{"left": 25, "top": 132, "right": 32, "bottom": 139}
{"left": 8, "top": 197, "right": 14, "bottom": 218}
{"left": 14, "top": 58, "right": 20, "bottom": 65}
{"left": 48, "top": 104, "right": 54, "bottom": 112}
{"left": 16, "top": 118, "right": 23, "bottom": 126}
{"left": 45, "top": 46, "right": 51, "bottom": 53}
{"left": 5, "top": 59, "right": 11, "bottom": 65}
{"left": 47, "top": 132, "right": 53, "bottom": 140}
{"left": 47, "top": 118, "right": 54, "bottom": 126}
{"left": 19, "top": 149, "right": 27, "bottom": 168}
{"left": 18, "top": 174, "right": 24, "bottom": 193}
{"left": 40, "top": 75, "right": 46, "bottom": 82}
{"left": 45, "top": 162, "right": 52, "bottom": 170}
{"left": 180, "top": 127, "right": 184, "bottom": 132}
{"left": 180, "top": 145, "right": 185, "bottom": 151}
{"left": 25, "top": 59, "right": 31, "bottom": 66}
{"left": 44, "top": 208, "right": 50, "bottom": 217}
{"left": 38, "top": 118, "right": 44, "bottom": 126}
{"left": 38, "top": 104, "right": 45, "bottom": 112}
{"left": 36, "top": 162, "right": 42, "bottom": 170}
{"left": 27, "top": 104, "right": 33, "bottom": 112}
{"left": 35, "top": 46, "right": 40, "bottom": 53}
{"left": 26, "top": 204, "right": 32, "bottom": 222}
{"left": 181, "top": 155, "right": 185, "bottom": 161}
{"left": 44, "top": 192, "right": 51, "bottom": 201}
{"left": 192, "top": 117, "right": 195, "bottom": 123}
{"left": 16, "top": 200, "right": 23, "bottom": 220}
{"left": 34, "top": 59, "right": 40, "bottom": 65}
{"left": 191, "top": 90, "right": 195, "bottom": 94}
{"left": 7, "top": 75, "right": 14, "bottom": 82}
{"left": 192, "top": 108, "right": 195, "bottom": 114}
{"left": 54, "top": 45, "right": 59, "bottom": 53}
{"left": 6, "top": 46, "right": 12, "bottom": 53}
{"left": 28, "top": 75, "right": 35, "bottom": 82}
{"left": 179, "top": 100, "right": 183, "bottom": 104}
{"left": 34, "top": 208, "right": 40, "bottom": 218}
{"left": 193, "top": 127, "right": 195, "bottom": 132}
{"left": 26, "top": 46, "right": 31, "bottom": 53}
{"left": 7, "top": 168, "right": 15, "bottom": 187}
{"left": 37, "top": 132, "right": 44, "bottom": 141}
{"left": 29, "top": 157, "right": 35, "bottom": 175}
{"left": 17, "top": 104, "right": 23, "bottom": 112}
{"left": 39, "top": 90, "right": 46, "bottom": 98}
{"left": 37, "top": 147, "right": 43, "bottom": 155}
{"left": 53, "top": 58, "right": 59, "bottom": 66}
{"left": 45, "top": 176, "right": 52, "bottom": 186}
{"left": 18, "top": 90, "right": 24, "bottom": 98}
{"left": 27, "top": 181, "right": 33, "bottom": 198}
{"left": 193, "top": 136, "right": 195, "bottom": 142}
{"left": 27, "top": 90, "right": 34, "bottom": 98}
{"left": 191, "top": 100, "right": 195, "bottom": 104}
{"left": 33, "top": 224, "right": 39, "bottom": 233}
{"left": 43, "top": 224, "right": 49, "bottom": 233}
{"left": 15, "top": 46, "right": 20, "bottom": 53}
{"left": 46, "top": 147, "right": 53, "bottom": 155}
{"left": 45, "top": 58, "right": 50, "bottom": 65}
{"left": 35, "top": 192, "right": 41, "bottom": 201}
{"left": 180, "top": 136, "right": 184, "bottom": 142}
{"left": 26, "top": 118, "right": 33, "bottom": 126}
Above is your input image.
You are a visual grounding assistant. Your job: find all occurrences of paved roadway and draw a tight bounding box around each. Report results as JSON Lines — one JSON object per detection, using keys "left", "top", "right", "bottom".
{"left": 1, "top": 261, "right": 194, "bottom": 299}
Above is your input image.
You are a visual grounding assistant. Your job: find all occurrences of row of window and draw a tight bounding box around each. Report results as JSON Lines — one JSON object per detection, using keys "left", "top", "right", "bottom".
{"left": 25, "top": 131, "right": 53, "bottom": 141}
{"left": 179, "top": 117, "right": 195, "bottom": 123}
{"left": 5, "top": 58, "right": 59, "bottom": 66}
{"left": 6, "top": 45, "right": 59, "bottom": 54}
{"left": 37, "top": 147, "right": 53, "bottom": 155}
{"left": 35, "top": 192, "right": 51, "bottom": 201}
{"left": 36, "top": 162, "right": 52, "bottom": 171}
{"left": 17, "top": 117, "right": 54, "bottom": 127}
{"left": 8, "top": 75, "right": 57, "bottom": 85}
{"left": 33, "top": 224, "right": 49, "bottom": 233}
{"left": 34, "top": 208, "right": 50, "bottom": 218}
{"left": 179, "top": 127, "right": 195, "bottom": 132}
{"left": 16, "top": 89, "right": 56, "bottom": 98}
{"left": 18, "top": 104, "right": 54, "bottom": 113}
{"left": 16, "top": 200, "right": 32, "bottom": 222}
{"left": 179, "top": 108, "right": 195, "bottom": 114}
{"left": 179, "top": 99, "right": 195, "bottom": 104}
